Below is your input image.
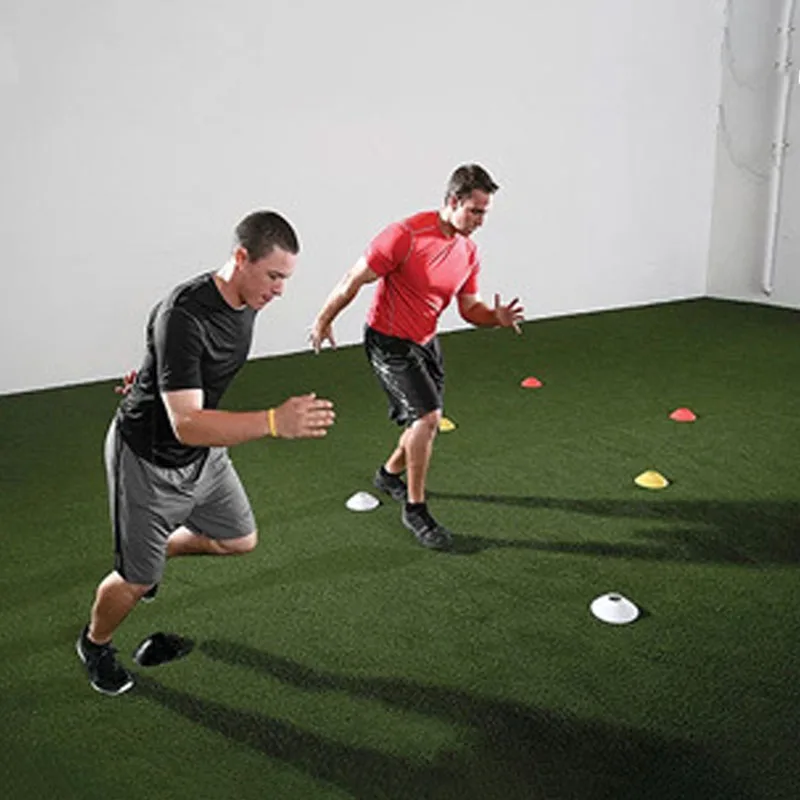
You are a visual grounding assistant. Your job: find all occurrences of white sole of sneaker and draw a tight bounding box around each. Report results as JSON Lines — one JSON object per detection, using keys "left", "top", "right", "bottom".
{"left": 89, "top": 675, "right": 135, "bottom": 696}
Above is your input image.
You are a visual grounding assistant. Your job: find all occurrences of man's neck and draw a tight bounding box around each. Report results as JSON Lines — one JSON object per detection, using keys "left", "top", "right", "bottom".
{"left": 437, "top": 209, "right": 457, "bottom": 238}
{"left": 213, "top": 260, "right": 246, "bottom": 309}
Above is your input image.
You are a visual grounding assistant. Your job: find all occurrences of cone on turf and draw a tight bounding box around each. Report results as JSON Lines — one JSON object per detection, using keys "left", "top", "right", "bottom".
{"left": 346, "top": 491, "right": 380, "bottom": 511}
{"left": 439, "top": 416, "right": 457, "bottom": 432}
{"left": 634, "top": 470, "right": 669, "bottom": 490}
{"left": 521, "top": 376, "right": 542, "bottom": 389}
{"left": 669, "top": 407, "right": 697, "bottom": 422}
{"left": 590, "top": 593, "right": 640, "bottom": 625}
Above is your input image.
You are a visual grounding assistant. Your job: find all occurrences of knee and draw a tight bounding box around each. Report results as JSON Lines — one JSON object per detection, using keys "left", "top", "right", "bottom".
{"left": 102, "top": 572, "right": 154, "bottom": 602}
{"left": 136, "top": 582, "right": 158, "bottom": 598}
{"left": 219, "top": 530, "right": 258, "bottom": 555}
{"left": 415, "top": 409, "right": 441, "bottom": 438}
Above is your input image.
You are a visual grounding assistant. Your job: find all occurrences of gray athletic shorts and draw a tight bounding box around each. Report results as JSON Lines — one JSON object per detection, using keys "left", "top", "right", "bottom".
{"left": 104, "top": 419, "right": 256, "bottom": 585}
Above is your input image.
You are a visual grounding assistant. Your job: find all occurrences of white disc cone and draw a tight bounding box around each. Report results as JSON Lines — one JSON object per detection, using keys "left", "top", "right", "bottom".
{"left": 345, "top": 491, "right": 380, "bottom": 512}
{"left": 590, "top": 592, "right": 640, "bottom": 625}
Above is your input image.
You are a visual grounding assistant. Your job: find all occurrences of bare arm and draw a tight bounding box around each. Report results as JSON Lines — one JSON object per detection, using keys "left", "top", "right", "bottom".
{"left": 458, "top": 292, "right": 524, "bottom": 334}
{"left": 161, "top": 388, "right": 335, "bottom": 447}
{"left": 310, "top": 256, "right": 379, "bottom": 353}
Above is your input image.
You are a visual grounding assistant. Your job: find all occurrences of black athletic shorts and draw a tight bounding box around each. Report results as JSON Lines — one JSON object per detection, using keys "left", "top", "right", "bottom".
{"left": 364, "top": 325, "right": 444, "bottom": 427}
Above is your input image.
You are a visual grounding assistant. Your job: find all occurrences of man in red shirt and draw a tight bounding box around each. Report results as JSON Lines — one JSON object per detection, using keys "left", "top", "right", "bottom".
{"left": 310, "top": 164, "right": 523, "bottom": 550}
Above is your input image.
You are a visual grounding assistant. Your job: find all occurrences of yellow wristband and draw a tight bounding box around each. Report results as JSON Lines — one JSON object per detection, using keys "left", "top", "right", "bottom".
{"left": 267, "top": 408, "right": 277, "bottom": 437}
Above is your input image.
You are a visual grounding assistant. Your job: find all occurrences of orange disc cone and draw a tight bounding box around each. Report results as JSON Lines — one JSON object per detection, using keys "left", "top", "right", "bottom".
{"left": 669, "top": 407, "right": 697, "bottom": 422}
{"left": 521, "top": 376, "right": 542, "bottom": 389}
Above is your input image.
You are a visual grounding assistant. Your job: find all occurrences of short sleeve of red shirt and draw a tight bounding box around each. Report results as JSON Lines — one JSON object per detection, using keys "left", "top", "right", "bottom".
{"left": 364, "top": 222, "right": 413, "bottom": 276}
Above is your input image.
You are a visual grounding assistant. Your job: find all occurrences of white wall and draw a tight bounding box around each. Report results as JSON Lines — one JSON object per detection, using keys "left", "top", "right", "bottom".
{"left": 707, "top": 0, "right": 800, "bottom": 308}
{"left": 0, "top": 1, "right": 725, "bottom": 396}
{"left": 772, "top": 13, "right": 800, "bottom": 305}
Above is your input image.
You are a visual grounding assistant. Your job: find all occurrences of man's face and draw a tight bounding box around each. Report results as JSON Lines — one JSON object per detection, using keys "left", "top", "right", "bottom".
{"left": 236, "top": 246, "right": 296, "bottom": 310}
{"left": 449, "top": 189, "right": 492, "bottom": 236}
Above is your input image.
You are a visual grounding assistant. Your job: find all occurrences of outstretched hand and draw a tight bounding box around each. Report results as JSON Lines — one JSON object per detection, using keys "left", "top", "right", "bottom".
{"left": 274, "top": 393, "right": 335, "bottom": 439}
{"left": 114, "top": 369, "right": 138, "bottom": 395}
{"left": 309, "top": 319, "right": 336, "bottom": 355}
{"left": 494, "top": 294, "right": 525, "bottom": 334}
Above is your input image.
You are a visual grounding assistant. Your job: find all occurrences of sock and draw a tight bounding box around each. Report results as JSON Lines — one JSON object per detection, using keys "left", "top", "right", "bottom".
{"left": 405, "top": 502, "right": 426, "bottom": 514}
{"left": 381, "top": 465, "right": 403, "bottom": 479}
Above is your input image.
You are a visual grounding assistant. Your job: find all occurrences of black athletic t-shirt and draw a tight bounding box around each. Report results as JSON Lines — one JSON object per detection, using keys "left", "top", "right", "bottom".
{"left": 117, "top": 273, "right": 256, "bottom": 467}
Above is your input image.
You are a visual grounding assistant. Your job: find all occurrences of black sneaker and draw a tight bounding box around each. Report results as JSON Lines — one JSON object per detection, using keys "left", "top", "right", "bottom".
{"left": 140, "top": 584, "right": 159, "bottom": 604}
{"left": 373, "top": 467, "right": 407, "bottom": 502}
{"left": 76, "top": 626, "right": 135, "bottom": 696}
{"left": 132, "top": 632, "right": 194, "bottom": 667}
{"left": 401, "top": 504, "right": 453, "bottom": 551}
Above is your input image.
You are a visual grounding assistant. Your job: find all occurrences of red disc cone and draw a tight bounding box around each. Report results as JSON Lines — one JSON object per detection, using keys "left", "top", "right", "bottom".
{"left": 521, "top": 376, "right": 542, "bottom": 389}
{"left": 669, "top": 407, "right": 697, "bottom": 422}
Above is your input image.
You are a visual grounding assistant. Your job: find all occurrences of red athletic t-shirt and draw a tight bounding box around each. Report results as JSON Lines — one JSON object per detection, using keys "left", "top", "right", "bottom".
{"left": 364, "top": 211, "right": 480, "bottom": 345}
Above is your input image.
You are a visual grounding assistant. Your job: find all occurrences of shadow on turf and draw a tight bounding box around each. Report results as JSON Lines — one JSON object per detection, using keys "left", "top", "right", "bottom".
{"left": 134, "top": 640, "right": 754, "bottom": 800}
{"left": 427, "top": 493, "right": 800, "bottom": 566}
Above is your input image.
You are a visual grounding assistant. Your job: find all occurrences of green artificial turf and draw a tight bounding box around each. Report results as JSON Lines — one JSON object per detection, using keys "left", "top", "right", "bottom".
{"left": 1, "top": 298, "right": 798, "bottom": 799}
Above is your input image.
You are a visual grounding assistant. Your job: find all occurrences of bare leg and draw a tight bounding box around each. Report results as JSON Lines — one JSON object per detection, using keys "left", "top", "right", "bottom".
{"left": 86, "top": 530, "right": 256, "bottom": 644}
{"left": 89, "top": 571, "right": 152, "bottom": 644}
{"left": 166, "top": 527, "right": 258, "bottom": 557}
{"left": 391, "top": 410, "right": 440, "bottom": 504}
{"left": 384, "top": 427, "right": 413, "bottom": 475}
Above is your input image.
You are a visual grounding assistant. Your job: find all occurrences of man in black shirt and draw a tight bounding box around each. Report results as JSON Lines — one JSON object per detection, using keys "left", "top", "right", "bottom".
{"left": 76, "top": 211, "right": 335, "bottom": 696}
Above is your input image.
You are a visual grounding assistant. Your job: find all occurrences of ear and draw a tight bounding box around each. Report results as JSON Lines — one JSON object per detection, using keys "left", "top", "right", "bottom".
{"left": 233, "top": 246, "right": 250, "bottom": 269}
{"left": 447, "top": 193, "right": 460, "bottom": 210}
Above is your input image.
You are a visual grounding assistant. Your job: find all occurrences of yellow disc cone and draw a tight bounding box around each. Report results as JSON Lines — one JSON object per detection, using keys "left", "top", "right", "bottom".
{"left": 439, "top": 416, "right": 457, "bottom": 432}
{"left": 634, "top": 470, "right": 669, "bottom": 489}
